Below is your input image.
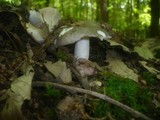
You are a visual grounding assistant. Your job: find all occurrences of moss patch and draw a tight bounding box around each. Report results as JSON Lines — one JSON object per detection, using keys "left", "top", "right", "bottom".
{"left": 141, "top": 71, "right": 157, "bottom": 85}
{"left": 44, "top": 84, "right": 62, "bottom": 98}
{"left": 89, "top": 71, "right": 153, "bottom": 119}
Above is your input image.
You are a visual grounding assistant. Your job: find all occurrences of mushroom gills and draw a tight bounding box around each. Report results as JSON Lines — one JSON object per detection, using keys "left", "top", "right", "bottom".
{"left": 74, "top": 39, "right": 89, "bottom": 59}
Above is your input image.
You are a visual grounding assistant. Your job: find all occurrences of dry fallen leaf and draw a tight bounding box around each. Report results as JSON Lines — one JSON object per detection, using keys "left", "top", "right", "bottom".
{"left": 0, "top": 90, "right": 25, "bottom": 120}
{"left": 105, "top": 39, "right": 130, "bottom": 52}
{"left": 134, "top": 38, "right": 160, "bottom": 60}
{"left": 11, "top": 65, "right": 34, "bottom": 100}
{"left": 57, "top": 96, "right": 75, "bottom": 112}
{"left": 139, "top": 61, "right": 160, "bottom": 80}
{"left": 139, "top": 61, "right": 160, "bottom": 74}
{"left": 153, "top": 93, "right": 160, "bottom": 108}
{"left": 106, "top": 50, "right": 139, "bottom": 82}
{"left": 44, "top": 60, "right": 72, "bottom": 84}
{"left": 0, "top": 65, "right": 34, "bottom": 120}
{"left": 134, "top": 46, "right": 154, "bottom": 60}
{"left": 153, "top": 98, "right": 160, "bottom": 108}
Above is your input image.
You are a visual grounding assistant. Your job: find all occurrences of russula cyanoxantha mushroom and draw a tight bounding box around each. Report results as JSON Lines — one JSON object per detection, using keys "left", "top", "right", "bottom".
{"left": 39, "top": 7, "right": 61, "bottom": 32}
{"left": 56, "top": 21, "right": 111, "bottom": 60}
{"left": 27, "top": 7, "right": 61, "bottom": 43}
{"left": 26, "top": 23, "right": 47, "bottom": 44}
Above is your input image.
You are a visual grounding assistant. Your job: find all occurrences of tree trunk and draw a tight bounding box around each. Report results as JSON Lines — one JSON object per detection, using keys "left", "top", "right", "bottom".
{"left": 60, "top": 0, "right": 65, "bottom": 17}
{"left": 149, "top": 0, "right": 160, "bottom": 37}
{"left": 85, "top": 0, "right": 88, "bottom": 19}
{"left": 97, "top": 0, "right": 109, "bottom": 22}
{"left": 45, "top": 0, "right": 50, "bottom": 6}
{"left": 106, "top": 0, "right": 109, "bottom": 22}
{"left": 135, "top": 0, "right": 140, "bottom": 37}
{"left": 96, "top": 0, "right": 100, "bottom": 21}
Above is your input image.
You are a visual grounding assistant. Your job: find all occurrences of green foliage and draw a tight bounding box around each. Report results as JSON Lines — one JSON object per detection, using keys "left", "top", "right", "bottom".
{"left": 55, "top": 48, "right": 71, "bottom": 61}
{"left": 31, "top": 0, "right": 46, "bottom": 8}
{"left": 142, "top": 71, "right": 157, "bottom": 85}
{"left": 44, "top": 85, "right": 61, "bottom": 98}
{"left": 3, "top": 0, "right": 21, "bottom": 5}
{"left": 91, "top": 71, "right": 153, "bottom": 119}
{"left": 155, "top": 49, "right": 160, "bottom": 59}
{"left": 91, "top": 99, "right": 130, "bottom": 119}
{"left": 44, "top": 107, "right": 57, "bottom": 119}
{"left": 90, "top": 100, "right": 109, "bottom": 118}
{"left": 0, "top": 0, "right": 7, "bottom": 4}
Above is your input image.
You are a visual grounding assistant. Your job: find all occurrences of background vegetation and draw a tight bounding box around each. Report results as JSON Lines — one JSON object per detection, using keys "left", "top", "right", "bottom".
{"left": 2, "top": 0, "right": 159, "bottom": 39}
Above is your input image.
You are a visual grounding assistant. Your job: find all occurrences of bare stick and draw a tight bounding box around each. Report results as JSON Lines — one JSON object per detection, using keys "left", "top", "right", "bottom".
{"left": 33, "top": 81, "right": 153, "bottom": 120}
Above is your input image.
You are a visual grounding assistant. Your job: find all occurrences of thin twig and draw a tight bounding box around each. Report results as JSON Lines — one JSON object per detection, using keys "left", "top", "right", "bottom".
{"left": 33, "top": 81, "right": 153, "bottom": 120}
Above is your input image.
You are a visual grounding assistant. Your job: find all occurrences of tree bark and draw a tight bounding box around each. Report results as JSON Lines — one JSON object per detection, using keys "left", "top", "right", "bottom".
{"left": 97, "top": 0, "right": 109, "bottom": 22}
{"left": 60, "top": 0, "right": 65, "bottom": 17}
{"left": 135, "top": 0, "right": 140, "bottom": 37}
{"left": 45, "top": 0, "right": 50, "bottom": 6}
{"left": 149, "top": 0, "right": 160, "bottom": 37}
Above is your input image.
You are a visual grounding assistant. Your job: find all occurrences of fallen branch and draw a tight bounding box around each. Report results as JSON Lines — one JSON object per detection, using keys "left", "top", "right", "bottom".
{"left": 33, "top": 81, "right": 153, "bottom": 120}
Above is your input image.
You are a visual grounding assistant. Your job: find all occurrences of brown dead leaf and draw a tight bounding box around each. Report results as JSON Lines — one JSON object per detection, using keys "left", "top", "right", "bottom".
{"left": 106, "top": 50, "right": 139, "bottom": 82}
{"left": 57, "top": 96, "right": 75, "bottom": 112}
{"left": 44, "top": 60, "right": 72, "bottom": 84}
{"left": 153, "top": 93, "right": 160, "bottom": 108}
{"left": 0, "top": 65, "right": 34, "bottom": 120}
{"left": 139, "top": 61, "right": 160, "bottom": 80}
{"left": 134, "top": 46, "right": 154, "bottom": 60}
{"left": 105, "top": 39, "right": 130, "bottom": 52}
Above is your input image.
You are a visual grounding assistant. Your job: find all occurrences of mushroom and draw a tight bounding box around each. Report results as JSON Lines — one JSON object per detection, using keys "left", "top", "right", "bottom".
{"left": 28, "top": 9, "right": 44, "bottom": 28}
{"left": 27, "top": 7, "right": 61, "bottom": 43}
{"left": 39, "top": 7, "right": 61, "bottom": 32}
{"left": 26, "top": 23, "right": 47, "bottom": 44}
{"left": 56, "top": 21, "right": 111, "bottom": 60}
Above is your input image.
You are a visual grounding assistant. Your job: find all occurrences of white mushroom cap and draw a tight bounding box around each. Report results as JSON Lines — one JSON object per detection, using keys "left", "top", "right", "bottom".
{"left": 56, "top": 21, "right": 111, "bottom": 60}
{"left": 26, "top": 23, "right": 46, "bottom": 44}
{"left": 28, "top": 7, "right": 61, "bottom": 43}
{"left": 56, "top": 21, "right": 111, "bottom": 46}
{"left": 39, "top": 7, "right": 61, "bottom": 32}
{"left": 29, "top": 7, "right": 61, "bottom": 32}
{"left": 29, "top": 10, "right": 44, "bottom": 28}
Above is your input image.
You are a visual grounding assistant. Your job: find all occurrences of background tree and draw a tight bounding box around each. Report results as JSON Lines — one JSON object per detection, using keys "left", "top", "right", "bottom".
{"left": 149, "top": 0, "right": 160, "bottom": 37}
{"left": 96, "top": 0, "right": 109, "bottom": 22}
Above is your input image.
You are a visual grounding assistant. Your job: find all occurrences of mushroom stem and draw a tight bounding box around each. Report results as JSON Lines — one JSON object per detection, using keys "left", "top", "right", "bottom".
{"left": 74, "top": 39, "right": 90, "bottom": 59}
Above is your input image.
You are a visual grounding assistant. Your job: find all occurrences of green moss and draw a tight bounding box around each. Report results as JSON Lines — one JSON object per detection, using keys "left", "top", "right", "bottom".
{"left": 90, "top": 100, "right": 109, "bottom": 118}
{"left": 55, "top": 48, "right": 70, "bottom": 61}
{"left": 45, "top": 107, "right": 59, "bottom": 120}
{"left": 142, "top": 71, "right": 157, "bottom": 85}
{"left": 44, "top": 85, "right": 62, "bottom": 98}
{"left": 90, "top": 71, "right": 153, "bottom": 119}
{"left": 155, "top": 49, "right": 160, "bottom": 59}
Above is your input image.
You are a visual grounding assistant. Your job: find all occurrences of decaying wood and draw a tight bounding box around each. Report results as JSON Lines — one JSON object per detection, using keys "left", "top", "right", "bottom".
{"left": 33, "top": 81, "right": 153, "bottom": 120}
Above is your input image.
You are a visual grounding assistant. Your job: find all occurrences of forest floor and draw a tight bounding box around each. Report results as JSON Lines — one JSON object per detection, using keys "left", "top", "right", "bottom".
{"left": 0, "top": 5, "right": 160, "bottom": 120}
